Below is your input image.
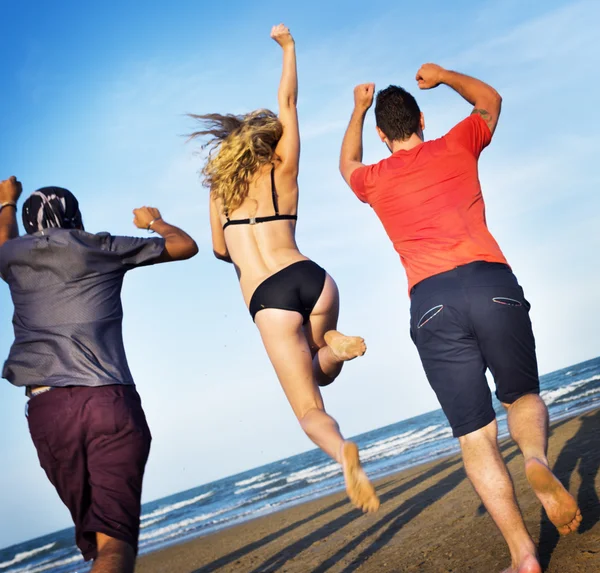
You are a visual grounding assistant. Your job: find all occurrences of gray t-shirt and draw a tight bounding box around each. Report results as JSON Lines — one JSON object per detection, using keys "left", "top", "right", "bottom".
{"left": 0, "top": 228, "right": 165, "bottom": 388}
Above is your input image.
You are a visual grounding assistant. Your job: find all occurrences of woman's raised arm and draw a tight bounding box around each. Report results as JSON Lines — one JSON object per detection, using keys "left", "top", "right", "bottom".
{"left": 271, "top": 24, "right": 299, "bottom": 177}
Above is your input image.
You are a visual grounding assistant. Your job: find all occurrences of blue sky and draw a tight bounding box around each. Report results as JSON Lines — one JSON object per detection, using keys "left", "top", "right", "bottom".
{"left": 0, "top": 0, "right": 598, "bottom": 549}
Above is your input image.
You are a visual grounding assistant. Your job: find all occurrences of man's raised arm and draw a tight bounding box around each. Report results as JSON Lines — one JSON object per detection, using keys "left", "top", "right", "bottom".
{"left": 340, "top": 83, "right": 375, "bottom": 186}
{"left": 133, "top": 206, "right": 198, "bottom": 262}
{"left": 0, "top": 176, "right": 22, "bottom": 247}
{"left": 416, "top": 64, "right": 502, "bottom": 135}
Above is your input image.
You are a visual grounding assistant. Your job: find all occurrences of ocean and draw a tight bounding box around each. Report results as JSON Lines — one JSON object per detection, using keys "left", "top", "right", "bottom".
{"left": 2, "top": 355, "right": 599, "bottom": 573}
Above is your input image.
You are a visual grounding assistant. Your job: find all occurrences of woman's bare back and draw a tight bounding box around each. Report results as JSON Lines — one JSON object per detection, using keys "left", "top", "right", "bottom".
{"left": 219, "top": 163, "right": 308, "bottom": 305}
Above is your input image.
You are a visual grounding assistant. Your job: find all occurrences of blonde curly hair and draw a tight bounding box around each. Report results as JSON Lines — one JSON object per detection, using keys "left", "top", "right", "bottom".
{"left": 188, "top": 110, "right": 283, "bottom": 214}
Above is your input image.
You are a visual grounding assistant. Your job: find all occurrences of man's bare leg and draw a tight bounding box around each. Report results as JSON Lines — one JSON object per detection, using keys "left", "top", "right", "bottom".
{"left": 459, "top": 420, "right": 540, "bottom": 573}
{"left": 504, "top": 394, "right": 582, "bottom": 534}
{"left": 91, "top": 533, "right": 135, "bottom": 573}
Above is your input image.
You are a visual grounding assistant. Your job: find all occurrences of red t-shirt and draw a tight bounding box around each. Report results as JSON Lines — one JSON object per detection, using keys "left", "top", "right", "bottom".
{"left": 350, "top": 114, "right": 508, "bottom": 294}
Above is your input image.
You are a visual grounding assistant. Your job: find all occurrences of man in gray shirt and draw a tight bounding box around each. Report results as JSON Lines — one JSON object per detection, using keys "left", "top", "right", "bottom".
{"left": 0, "top": 176, "right": 198, "bottom": 573}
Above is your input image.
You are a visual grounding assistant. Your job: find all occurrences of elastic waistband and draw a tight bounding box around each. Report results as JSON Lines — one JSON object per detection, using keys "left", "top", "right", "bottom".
{"left": 410, "top": 261, "right": 512, "bottom": 297}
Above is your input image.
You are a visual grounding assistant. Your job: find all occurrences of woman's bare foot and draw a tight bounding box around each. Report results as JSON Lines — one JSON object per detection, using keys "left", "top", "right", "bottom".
{"left": 324, "top": 330, "right": 366, "bottom": 362}
{"left": 525, "top": 458, "right": 582, "bottom": 535}
{"left": 341, "top": 441, "right": 380, "bottom": 513}
{"left": 501, "top": 553, "right": 541, "bottom": 573}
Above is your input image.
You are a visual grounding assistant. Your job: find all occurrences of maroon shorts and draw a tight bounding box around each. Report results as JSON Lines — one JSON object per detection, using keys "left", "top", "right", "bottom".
{"left": 26, "top": 385, "right": 152, "bottom": 561}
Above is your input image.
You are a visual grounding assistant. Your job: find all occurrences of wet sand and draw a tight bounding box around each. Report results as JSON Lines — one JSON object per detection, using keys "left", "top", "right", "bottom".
{"left": 136, "top": 409, "right": 600, "bottom": 572}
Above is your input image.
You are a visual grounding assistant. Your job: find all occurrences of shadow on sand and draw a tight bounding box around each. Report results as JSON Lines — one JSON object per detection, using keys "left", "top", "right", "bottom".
{"left": 194, "top": 442, "right": 523, "bottom": 572}
{"left": 191, "top": 414, "right": 596, "bottom": 573}
{"left": 191, "top": 457, "right": 460, "bottom": 573}
{"left": 538, "top": 410, "right": 600, "bottom": 571}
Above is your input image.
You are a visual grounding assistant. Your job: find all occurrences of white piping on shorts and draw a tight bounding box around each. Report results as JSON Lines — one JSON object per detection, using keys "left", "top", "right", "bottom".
{"left": 417, "top": 304, "right": 444, "bottom": 329}
{"left": 492, "top": 297, "right": 522, "bottom": 307}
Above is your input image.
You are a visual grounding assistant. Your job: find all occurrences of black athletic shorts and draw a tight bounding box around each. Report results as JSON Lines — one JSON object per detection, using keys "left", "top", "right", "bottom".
{"left": 409, "top": 261, "right": 540, "bottom": 437}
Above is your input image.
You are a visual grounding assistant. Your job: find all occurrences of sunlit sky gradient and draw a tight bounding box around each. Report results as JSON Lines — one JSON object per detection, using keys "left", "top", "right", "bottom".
{"left": 0, "top": 0, "right": 598, "bottom": 549}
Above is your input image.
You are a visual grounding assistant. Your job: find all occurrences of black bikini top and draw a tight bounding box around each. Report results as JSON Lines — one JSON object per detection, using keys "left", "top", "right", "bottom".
{"left": 223, "top": 165, "right": 297, "bottom": 230}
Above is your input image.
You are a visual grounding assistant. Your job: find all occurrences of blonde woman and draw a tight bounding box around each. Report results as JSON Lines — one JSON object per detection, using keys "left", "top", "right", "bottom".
{"left": 189, "top": 24, "right": 379, "bottom": 513}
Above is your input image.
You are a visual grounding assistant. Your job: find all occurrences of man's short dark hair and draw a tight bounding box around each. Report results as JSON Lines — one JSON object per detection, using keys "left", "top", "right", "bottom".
{"left": 375, "top": 86, "right": 421, "bottom": 142}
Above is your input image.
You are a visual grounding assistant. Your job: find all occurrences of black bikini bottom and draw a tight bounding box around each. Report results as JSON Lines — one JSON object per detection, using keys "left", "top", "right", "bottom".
{"left": 249, "top": 260, "right": 327, "bottom": 324}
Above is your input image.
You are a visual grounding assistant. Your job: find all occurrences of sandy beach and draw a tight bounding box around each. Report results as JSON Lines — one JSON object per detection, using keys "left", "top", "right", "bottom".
{"left": 136, "top": 409, "right": 600, "bottom": 573}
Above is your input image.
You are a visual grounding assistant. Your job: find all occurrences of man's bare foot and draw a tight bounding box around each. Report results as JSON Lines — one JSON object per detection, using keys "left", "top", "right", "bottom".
{"left": 324, "top": 330, "right": 366, "bottom": 362}
{"left": 501, "top": 554, "right": 541, "bottom": 573}
{"left": 341, "top": 441, "right": 379, "bottom": 513}
{"left": 526, "top": 458, "right": 582, "bottom": 535}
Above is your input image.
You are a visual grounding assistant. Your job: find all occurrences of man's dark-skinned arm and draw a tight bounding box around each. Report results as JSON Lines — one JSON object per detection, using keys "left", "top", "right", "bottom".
{"left": 133, "top": 206, "right": 198, "bottom": 262}
{"left": 416, "top": 63, "right": 502, "bottom": 135}
{"left": 340, "top": 83, "right": 375, "bottom": 187}
{"left": 0, "top": 176, "right": 22, "bottom": 247}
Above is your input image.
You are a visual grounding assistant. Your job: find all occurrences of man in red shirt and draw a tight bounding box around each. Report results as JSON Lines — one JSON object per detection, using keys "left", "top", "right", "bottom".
{"left": 339, "top": 64, "right": 581, "bottom": 573}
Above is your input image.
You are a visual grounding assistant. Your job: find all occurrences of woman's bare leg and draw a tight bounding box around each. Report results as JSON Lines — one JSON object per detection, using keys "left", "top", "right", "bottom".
{"left": 255, "top": 308, "right": 378, "bottom": 512}
{"left": 304, "top": 274, "right": 366, "bottom": 387}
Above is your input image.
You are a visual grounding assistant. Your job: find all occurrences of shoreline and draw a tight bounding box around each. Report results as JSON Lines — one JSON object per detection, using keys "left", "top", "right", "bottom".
{"left": 136, "top": 407, "right": 600, "bottom": 572}
{"left": 139, "top": 401, "right": 600, "bottom": 558}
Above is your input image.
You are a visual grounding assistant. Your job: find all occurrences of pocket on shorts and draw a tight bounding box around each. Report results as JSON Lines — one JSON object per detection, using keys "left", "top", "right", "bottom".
{"left": 410, "top": 298, "right": 445, "bottom": 336}
{"left": 87, "top": 391, "right": 150, "bottom": 442}
{"left": 490, "top": 287, "right": 531, "bottom": 312}
{"left": 35, "top": 437, "right": 57, "bottom": 467}
{"left": 88, "top": 397, "right": 125, "bottom": 437}
{"left": 27, "top": 405, "right": 65, "bottom": 467}
{"left": 473, "top": 286, "right": 536, "bottom": 352}
{"left": 28, "top": 426, "right": 60, "bottom": 468}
